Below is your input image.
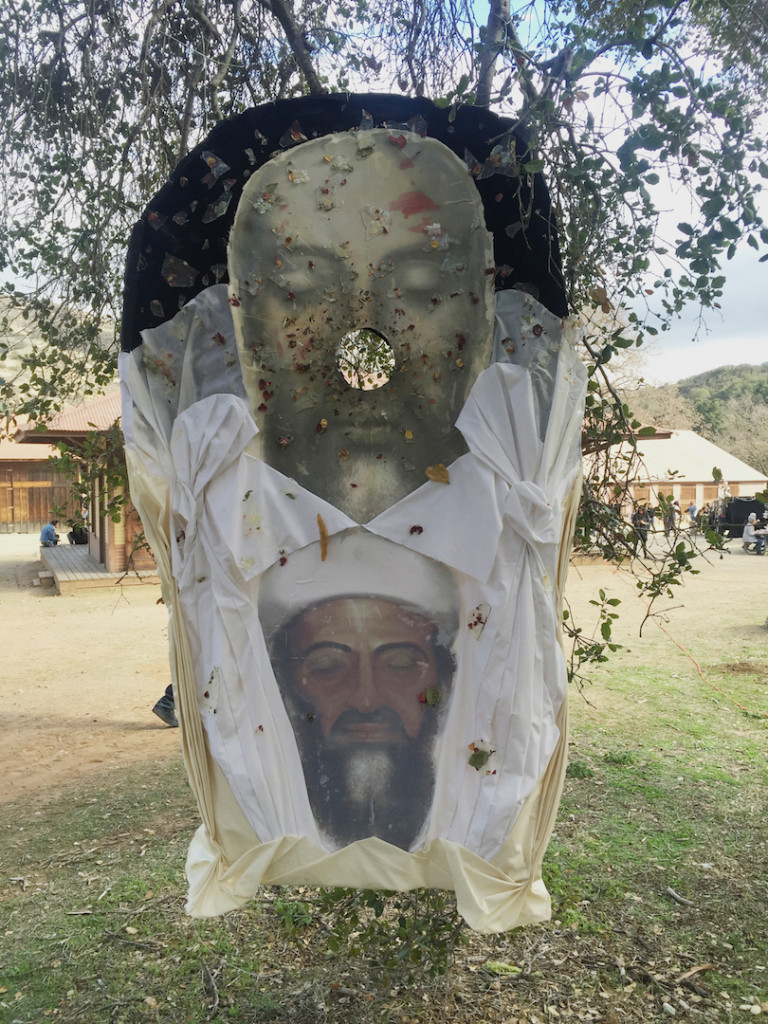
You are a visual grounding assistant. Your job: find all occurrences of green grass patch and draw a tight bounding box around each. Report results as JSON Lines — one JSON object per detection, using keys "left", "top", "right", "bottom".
{"left": 2, "top": 621, "right": 768, "bottom": 1021}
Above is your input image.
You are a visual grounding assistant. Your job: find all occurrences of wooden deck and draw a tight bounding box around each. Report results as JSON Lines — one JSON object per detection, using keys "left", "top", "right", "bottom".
{"left": 39, "top": 544, "right": 160, "bottom": 594}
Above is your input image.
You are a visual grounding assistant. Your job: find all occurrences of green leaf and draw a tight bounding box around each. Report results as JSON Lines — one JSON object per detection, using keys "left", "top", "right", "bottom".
{"left": 484, "top": 960, "right": 522, "bottom": 976}
{"left": 468, "top": 747, "right": 492, "bottom": 770}
{"left": 523, "top": 158, "right": 545, "bottom": 174}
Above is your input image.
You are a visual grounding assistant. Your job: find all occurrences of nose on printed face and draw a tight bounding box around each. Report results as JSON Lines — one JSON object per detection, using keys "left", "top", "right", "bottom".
{"left": 345, "top": 656, "right": 383, "bottom": 711}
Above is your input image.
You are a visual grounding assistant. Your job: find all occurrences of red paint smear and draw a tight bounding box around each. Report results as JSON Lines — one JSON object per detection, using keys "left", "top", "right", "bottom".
{"left": 389, "top": 190, "right": 439, "bottom": 219}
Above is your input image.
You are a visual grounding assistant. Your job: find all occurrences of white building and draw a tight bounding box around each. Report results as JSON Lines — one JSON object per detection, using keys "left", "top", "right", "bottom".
{"left": 618, "top": 428, "right": 767, "bottom": 510}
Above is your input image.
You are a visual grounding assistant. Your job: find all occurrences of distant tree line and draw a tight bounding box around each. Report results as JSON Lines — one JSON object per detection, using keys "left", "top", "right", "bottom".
{"left": 624, "top": 362, "right": 768, "bottom": 476}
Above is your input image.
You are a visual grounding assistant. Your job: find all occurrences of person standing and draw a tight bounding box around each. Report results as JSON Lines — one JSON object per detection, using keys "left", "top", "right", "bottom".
{"left": 152, "top": 685, "right": 178, "bottom": 727}
{"left": 662, "top": 500, "right": 677, "bottom": 540}
{"left": 632, "top": 505, "right": 652, "bottom": 555}
{"left": 687, "top": 500, "right": 698, "bottom": 530}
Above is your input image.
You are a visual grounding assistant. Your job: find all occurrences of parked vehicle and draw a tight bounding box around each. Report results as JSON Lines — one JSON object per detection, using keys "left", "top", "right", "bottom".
{"left": 716, "top": 496, "right": 768, "bottom": 538}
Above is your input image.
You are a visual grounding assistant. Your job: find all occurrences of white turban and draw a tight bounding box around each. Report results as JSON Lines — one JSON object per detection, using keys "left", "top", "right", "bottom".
{"left": 258, "top": 527, "right": 460, "bottom": 646}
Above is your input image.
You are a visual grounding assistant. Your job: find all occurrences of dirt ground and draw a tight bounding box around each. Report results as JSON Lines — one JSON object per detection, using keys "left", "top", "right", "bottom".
{"left": 2, "top": 529, "right": 766, "bottom": 805}
{"left": 0, "top": 533, "right": 179, "bottom": 802}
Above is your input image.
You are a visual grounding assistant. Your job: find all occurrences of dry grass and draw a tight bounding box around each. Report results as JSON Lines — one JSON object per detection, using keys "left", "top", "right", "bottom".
{"left": 1, "top": 544, "right": 767, "bottom": 1022}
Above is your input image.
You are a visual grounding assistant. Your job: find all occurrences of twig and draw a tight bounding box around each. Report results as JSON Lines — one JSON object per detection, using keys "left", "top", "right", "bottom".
{"left": 653, "top": 621, "right": 768, "bottom": 719}
{"left": 627, "top": 964, "right": 673, "bottom": 992}
{"left": 201, "top": 958, "right": 220, "bottom": 1018}
{"left": 330, "top": 985, "right": 366, "bottom": 997}
{"left": 665, "top": 886, "right": 695, "bottom": 907}
{"left": 678, "top": 964, "right": 716, "bottom": 982}
{"left": 43, "top": 833, "right": 133, "bottom": 866}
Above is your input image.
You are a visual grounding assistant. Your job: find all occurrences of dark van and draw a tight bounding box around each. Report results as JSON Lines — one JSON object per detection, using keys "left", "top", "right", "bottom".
{"left": 718, "top": 496, "right": 768, "bottom": 538}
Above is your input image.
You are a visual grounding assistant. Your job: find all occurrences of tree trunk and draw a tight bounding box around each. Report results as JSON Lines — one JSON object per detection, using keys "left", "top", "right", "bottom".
{"left": 475, "top": 0, "right": 510, "bottom": 108}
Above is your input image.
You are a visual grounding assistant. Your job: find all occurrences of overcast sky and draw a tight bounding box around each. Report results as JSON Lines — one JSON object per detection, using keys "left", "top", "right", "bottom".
{"left": 638, "top": 235, "right": 768, "bottom": 385}
{"left": 626, "top": 113, "right": 768, "bottom": 387}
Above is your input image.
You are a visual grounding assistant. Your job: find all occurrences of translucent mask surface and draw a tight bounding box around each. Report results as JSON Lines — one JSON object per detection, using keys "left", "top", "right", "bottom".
{"left": 228, "top": 129, "right": 495, "bottom": 521}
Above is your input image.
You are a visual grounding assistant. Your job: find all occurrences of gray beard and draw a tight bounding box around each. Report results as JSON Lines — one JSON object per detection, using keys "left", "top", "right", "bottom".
{"left": 344, "top": 746, "right": 397, "bottom": 807}
{"left": 284, "top": 702, "right": 438, "bottom": 850}
{"left": 252, "top": 399, "right": 465, "bottom": 522}
{"left": 256, "top": 433, "right": 418, "bottom": 522}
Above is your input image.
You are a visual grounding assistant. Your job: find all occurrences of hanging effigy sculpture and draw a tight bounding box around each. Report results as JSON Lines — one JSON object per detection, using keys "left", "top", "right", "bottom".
{"left": 119, "top": 94, "right": 587, "bottom": 932}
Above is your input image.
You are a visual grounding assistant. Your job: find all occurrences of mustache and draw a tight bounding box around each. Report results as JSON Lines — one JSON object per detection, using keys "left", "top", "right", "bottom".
{"left": 330, "top": 707, "right": 408, "bottom": 736}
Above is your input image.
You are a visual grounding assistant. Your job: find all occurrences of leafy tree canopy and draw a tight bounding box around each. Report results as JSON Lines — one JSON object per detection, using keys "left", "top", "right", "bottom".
{"left": 1, "top": 0, "right": 766, "bottom": 427}
{"left": 1, "top": 0, "right": 766, "bottom": 667}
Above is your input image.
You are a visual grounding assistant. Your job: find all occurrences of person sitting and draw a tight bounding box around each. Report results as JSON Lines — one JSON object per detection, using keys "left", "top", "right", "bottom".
{"left": 742, "top": 513, "right": 766, "bottom": 554}
{"left": 40, "top": 519, "right": 60, "bottom": 547}
{"left": 67, "top": 521, "right": 88, "bottom": 545}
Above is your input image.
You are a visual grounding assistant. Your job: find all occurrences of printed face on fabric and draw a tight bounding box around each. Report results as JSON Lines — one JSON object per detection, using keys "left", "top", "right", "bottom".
{"left": 120, "top": 94, "right": 584, "bottom": 929}
{"left": 259, "top": 531, "right": 459, "bottom": 851}
{"left": 228, "top": 129, "right": 495, "bottom": 522}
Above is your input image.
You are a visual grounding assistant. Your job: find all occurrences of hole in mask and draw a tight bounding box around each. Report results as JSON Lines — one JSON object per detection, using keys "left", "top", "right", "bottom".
{"left": 336, "top": 328, "right": 396, "bottom": 391}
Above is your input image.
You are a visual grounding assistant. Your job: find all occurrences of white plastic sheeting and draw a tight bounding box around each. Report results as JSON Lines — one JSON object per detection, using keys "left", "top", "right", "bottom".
{"left": 120, "top": 285, "right": 586, "bottom": 932}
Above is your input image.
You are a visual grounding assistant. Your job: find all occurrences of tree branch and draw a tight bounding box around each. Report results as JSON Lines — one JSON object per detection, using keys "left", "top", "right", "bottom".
{"left": 404, "top": 0, "right": 427, "bottom": 96}
{"left": 261, "top": 0, "right": 324, "bottom": 95}
{"left": 476, "top": 0, "right": 510, "bottom": 109}
{"left": 210, "top": 0, "right": 242, "bottom": 92}
{"left": 177, "top": 53, "right": 206, "bottom": 162}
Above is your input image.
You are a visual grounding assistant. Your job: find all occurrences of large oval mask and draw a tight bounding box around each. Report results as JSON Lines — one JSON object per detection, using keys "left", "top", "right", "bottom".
{"left": 228, "top": 129, "right": 494, "bottom": 521}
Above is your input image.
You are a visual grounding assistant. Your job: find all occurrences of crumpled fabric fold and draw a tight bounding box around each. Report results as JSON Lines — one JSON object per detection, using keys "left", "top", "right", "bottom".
{"left": 119, "top": 286, "right": 586, "bottom": 933}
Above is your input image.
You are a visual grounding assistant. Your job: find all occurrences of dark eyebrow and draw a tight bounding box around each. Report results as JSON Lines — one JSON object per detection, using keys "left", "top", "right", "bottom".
{"left": 375, "top": 642, "right": 430, "bottom": 658}
{"left": 299, "top": 641, "right": 352, "bottom": 658}
{"left": 298, "top": 641, "right": 431, "bottom": 659}
{"left": 278, "top": 235, "right": 448, "bottom": 266}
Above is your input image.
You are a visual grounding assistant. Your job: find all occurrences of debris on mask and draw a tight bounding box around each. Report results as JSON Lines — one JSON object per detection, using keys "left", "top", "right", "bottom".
{"left": 317, "top": 513, "right": 329, "bottom": 561}
{"left": 426, "top": 463, "right": 450, "bottom": 484}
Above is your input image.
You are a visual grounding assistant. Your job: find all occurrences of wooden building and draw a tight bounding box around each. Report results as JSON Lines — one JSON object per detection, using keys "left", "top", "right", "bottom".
{"left": 0, "top": 437, "right": 75, "bottom": 534}
{"left": 14, "top": 391, "right": 156, "bottom": 574}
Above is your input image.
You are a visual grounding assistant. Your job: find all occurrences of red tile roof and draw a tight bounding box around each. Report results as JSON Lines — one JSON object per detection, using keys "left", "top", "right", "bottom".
{"left": 43, "top": 391, "right": 121, "bottom": 433}
{"left": 15, "top": 391, "right": 121, "bottom": 443}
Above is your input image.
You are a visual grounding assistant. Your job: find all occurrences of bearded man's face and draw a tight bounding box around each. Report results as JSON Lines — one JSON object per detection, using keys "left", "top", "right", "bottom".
{"left": 275, "top": 596, "right": 450, "bottom": 849}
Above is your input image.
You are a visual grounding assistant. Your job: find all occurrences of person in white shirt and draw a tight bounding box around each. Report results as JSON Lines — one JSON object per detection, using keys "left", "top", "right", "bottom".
{"left": 742, "top": 512, "right": 765, "bottom": 554}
